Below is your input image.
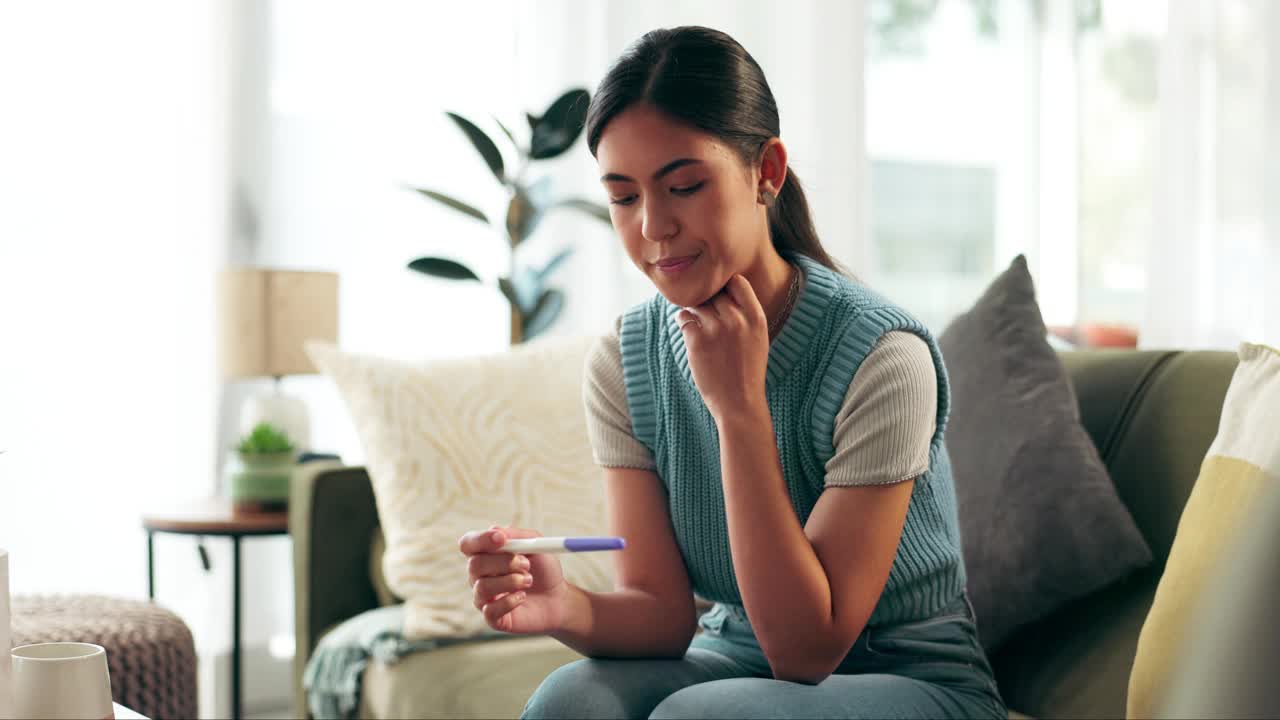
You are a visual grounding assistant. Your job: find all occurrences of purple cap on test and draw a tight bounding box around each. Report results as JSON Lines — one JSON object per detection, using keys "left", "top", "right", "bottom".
{"left": 564, "top": 537, "right": 627, "bottom": 552}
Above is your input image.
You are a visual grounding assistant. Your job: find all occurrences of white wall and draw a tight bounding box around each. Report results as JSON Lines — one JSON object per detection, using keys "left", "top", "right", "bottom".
{"left": 0, "top": 2, "right": 246, "bottom": 717}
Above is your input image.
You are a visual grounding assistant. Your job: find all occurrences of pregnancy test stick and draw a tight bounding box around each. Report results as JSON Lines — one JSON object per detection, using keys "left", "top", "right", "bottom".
{"left": 499, "top": 537, "right": 626, "bottom": 554}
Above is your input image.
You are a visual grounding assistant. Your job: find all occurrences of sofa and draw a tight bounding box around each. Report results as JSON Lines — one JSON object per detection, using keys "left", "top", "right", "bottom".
{"left": 291, "top": 348, "right": 1238, "bottom": 719}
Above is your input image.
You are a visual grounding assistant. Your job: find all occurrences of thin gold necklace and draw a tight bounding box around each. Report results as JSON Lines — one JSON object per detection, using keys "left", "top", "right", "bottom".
{"left": 768, "top": 264, "right": 801, "bottom": 339}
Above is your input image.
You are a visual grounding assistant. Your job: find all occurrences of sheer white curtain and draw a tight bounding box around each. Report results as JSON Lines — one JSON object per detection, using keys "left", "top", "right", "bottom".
{"left": 1142, "top": 0, "right": 1280, "bottom": 349}
{"left": 0, "top": 0, "right": 226, "bottom": 605}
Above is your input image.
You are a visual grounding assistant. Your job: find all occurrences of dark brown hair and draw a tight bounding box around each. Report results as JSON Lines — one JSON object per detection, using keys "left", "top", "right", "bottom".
{"left": 585, "top": 25, "right": 846, "bottom": 274}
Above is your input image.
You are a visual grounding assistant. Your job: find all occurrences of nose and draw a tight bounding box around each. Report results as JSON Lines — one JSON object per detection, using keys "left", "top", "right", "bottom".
{"left": 640, "top": 197, "right": 679, "bottom": 243}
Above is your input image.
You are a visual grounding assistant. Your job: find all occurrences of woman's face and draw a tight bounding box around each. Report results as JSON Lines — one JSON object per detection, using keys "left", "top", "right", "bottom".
{"left": 596, "top": 104, "right": 768, "bottom": 308}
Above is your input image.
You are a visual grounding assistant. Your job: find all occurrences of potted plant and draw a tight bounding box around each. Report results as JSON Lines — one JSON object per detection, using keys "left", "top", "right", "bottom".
{"left": 409, "top": 88, "right": 613, "bottom": 343}
{"left": 229, "top": 422, "right": 295, "bottom": 512}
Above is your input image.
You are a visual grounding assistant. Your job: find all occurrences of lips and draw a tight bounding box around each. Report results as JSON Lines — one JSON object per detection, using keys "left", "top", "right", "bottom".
{"left": 654, "top": 254, "right": 699, "bottom": 269}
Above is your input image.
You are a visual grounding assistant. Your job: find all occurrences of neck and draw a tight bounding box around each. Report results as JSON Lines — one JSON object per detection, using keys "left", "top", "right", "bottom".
{"left": 741, "top": 250, "right": 795, "bottom": 339}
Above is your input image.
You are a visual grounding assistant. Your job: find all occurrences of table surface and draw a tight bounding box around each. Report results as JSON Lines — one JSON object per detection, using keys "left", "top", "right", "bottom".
{"left": 114, "top": 702, "right": 147, "bottom": 719}
{"left": 141, "top": 498, "right": 289, "bottom": 535}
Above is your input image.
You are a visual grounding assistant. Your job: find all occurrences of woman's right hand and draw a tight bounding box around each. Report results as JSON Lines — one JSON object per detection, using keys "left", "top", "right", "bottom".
{"left": 459, "top": 525, "right": 570, "bottom": 634}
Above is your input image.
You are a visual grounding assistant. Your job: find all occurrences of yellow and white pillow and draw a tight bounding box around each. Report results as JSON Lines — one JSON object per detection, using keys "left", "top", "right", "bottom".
{"left": 306, "top": 336, "right": 615, "bottom": 641}
{"left": 1128, "top": 342, "right": 1280, "bottom": 718}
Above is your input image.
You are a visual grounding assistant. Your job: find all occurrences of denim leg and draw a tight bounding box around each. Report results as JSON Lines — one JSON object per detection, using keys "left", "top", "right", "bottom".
{"left": 648, "top": 672, "right": 1004, "bottom": 720}
{"left": 520, "top": 648, "right": 754, "bottom": 720}
{"left": 650, "top": 593, "right": 1005, "bottom": 719}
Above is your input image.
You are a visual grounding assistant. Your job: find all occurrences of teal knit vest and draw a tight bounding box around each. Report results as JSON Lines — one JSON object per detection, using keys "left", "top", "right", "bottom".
{"left": 618, "top": 255, "right": 966, "bottom": 626}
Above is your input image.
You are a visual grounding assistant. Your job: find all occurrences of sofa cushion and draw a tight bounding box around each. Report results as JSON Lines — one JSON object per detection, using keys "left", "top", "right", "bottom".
{"left": 938, "top": 255, "right": 1153, "bottom": 651}
{"left": 359, "top": 635, "right": 580, "bottom": 720}
{"left": 1160, "top": 480, "right": 1280, "bottom": 718}
{"left": 989, "top": 349, "right": 1236, "bottom": 720}
{"left": 306, "top": 336, "right": 616, "bottom": 641}
{"left": 1128, "top": 342, "right": 1280, "bottom": 718}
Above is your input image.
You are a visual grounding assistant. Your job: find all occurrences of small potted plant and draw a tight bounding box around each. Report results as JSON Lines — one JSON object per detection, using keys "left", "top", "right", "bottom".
{"left": 230, "top": 422, "right": 295, "bottom": 512}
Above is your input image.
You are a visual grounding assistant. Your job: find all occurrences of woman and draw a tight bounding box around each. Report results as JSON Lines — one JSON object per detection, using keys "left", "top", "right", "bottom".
{"left": 459, "top": 25, "right": 1006, "bottom": 720}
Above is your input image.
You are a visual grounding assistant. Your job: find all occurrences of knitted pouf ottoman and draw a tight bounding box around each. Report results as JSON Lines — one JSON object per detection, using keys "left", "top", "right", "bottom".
{"left": 11, "top": 595, "right": 197, "bottom": 720}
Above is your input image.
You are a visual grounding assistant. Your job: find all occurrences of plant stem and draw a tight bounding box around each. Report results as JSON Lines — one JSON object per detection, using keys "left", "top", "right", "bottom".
{"left": 509, "top": 236, "right": 522, "bottom": 344}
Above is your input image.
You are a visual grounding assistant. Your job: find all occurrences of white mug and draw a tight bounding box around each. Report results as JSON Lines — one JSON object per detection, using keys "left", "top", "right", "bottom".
{"left": 10, "top": 643, "right": 113, "bottom": 720}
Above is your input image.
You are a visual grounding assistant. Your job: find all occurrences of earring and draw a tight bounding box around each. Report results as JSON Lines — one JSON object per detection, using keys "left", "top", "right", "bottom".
{"left": 758, "top": 189, "right": 776, "bottom": 207}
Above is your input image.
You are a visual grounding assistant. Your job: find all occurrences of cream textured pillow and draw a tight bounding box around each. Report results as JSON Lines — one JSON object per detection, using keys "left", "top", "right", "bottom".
{"left": 1127, "top": 342, "right": 1280, "bottom": 718}
{"left": 306, "top": 336, "right": 615, "bottom": 641}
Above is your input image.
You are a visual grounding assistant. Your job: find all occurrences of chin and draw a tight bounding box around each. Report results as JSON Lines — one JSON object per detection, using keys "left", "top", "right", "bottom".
{"left": 649, "top": 271, "right": 719, "bottom": 308}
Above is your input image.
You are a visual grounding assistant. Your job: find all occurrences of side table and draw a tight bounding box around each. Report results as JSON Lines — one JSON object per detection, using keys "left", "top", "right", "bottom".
{"left": 143, "top": 500, "right": 289, "bottom": 720}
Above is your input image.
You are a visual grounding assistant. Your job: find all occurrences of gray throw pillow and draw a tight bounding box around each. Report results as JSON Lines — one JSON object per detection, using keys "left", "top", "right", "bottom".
{"left": 938, "top": 255, "right": 1153, "bottom": 651}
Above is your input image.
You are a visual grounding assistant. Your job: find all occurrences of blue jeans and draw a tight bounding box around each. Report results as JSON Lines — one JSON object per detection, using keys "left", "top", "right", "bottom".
{"left": 522, "top": 592, "right": 1006, "bottom": 719}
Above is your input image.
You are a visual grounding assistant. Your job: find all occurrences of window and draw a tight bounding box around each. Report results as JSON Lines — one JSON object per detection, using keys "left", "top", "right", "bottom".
{"left": 1076, "top": 0, "right": 1165, "bottom": 329}
{"left": 866, "top": 0, "right": 1176, "bottom": 342}
{"left": 866, "top": 0, "right": 1037, "bottom": 332}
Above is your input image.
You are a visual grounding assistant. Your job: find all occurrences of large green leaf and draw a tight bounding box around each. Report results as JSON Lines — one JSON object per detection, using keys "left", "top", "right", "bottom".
{"left": 493, "top": 114, "right": 521, "bottom": 155}
{"left": 530, "top": 89, "right": 590, "bottom": 160}
{"left": 508, "top": 266, "right": 542, "bottom": 314}
{"left": 407, "top": 257, "right": 480, "bottom": 281}
{"left": 537, "top": 247, "right": 574, "bottom": 282}
{"left": 505, "top": 187, "right": 543, "bottom": 246}
{"left": 446, "top": 112, "right": 506, "bottom": 184}
{"left": 552, "top": 197, "right": 612, "bottom": 225}
{"left": 522, "top": 288, "right": 564, "bottom": 339}
{"left": 412, "top": 187, "right": 489, "bottom": 225}
{"left": 525, "top": 175, "right": 554, "bottom": 209}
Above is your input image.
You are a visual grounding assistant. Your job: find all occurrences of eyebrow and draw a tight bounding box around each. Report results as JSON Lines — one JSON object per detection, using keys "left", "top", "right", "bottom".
{"left": 600, "top": 158, "right": 703, "bottom": 183}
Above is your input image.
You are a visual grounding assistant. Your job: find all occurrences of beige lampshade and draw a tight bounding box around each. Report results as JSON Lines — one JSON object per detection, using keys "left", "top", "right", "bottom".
{"left": 218, "top": 268, "right": 339, "bottom": 379}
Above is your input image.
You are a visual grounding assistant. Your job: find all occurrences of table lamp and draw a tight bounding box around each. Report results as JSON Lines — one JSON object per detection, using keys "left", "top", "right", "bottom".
{"left": 217, "top": 268, "right": 339, "bottom": 453}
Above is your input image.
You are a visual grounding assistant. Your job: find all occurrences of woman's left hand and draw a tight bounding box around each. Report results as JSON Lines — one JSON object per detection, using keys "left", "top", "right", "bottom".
{"left": 675, "top": 274, "right": 770, "bottom": 422}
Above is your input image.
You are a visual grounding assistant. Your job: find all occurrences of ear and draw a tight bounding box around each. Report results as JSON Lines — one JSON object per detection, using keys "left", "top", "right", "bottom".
{"left": 757, "top": 138, "right": 789, "bottom": 196}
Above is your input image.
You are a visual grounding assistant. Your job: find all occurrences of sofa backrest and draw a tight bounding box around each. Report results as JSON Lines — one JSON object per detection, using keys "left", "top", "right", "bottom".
{"left": 991, "top": 349, "right": 1237, "bottom": 719}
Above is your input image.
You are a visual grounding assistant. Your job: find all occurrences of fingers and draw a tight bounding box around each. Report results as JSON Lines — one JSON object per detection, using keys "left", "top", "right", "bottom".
{"left": 459, "top": 526, "right": 537, "bottom": 630}
{"left": 473, "top": 572, "right": 535, "bottom": 609}
{"left": 679, "top": 288, "right": 753, "bottom": 339}
{"left": 675, "top": 308, "right": 701, "bottom": 335}
{"left": 460, "top": 527, "right": 536, "bottom": 606}
{"left": 483, "top": 589, "right": 528, "bottom": 629}
{"left": 677, "top": 275, "right": 766, "bottom": 339}
{"left": 457, "top": 525, "right": 543, "bottom": 556}
{"left": 724, "top": 274, "right": 765, "bottom": 321}
{"left": 677, "top": 304, "right": 718, "bottom": 337}
{"left": 457, "top": 528, "right": 509, "bottom": 556}
{"left": 468, "top": 551, "right": 530, "bottom": 582}
{"left": 710, "top": 290, "right": 747, "bottom": 327}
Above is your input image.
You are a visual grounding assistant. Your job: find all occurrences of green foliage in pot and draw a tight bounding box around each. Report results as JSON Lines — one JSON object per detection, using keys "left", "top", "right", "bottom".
{"left": 236, "top": 422, "right": 295, "bottom": 455}
{"left": 231, "top": 422, "right": 294, "bottom": 510}
{"left": 409, "top": 88, "right": 612, "bottom": 342}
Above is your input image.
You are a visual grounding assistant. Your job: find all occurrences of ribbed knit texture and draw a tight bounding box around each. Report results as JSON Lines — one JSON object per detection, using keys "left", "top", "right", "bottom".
{"left": 618, "top": 254, "right": 967, "bottom": 626}
{"left": 583, "top": 320, "right": 661, "bottom": 471}
{"left": 585, "top": 323, "right": 939, "bottom": 485}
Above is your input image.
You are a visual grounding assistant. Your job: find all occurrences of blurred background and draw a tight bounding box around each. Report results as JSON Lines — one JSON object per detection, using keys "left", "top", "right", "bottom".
{"left": 1, "top": 0, "right": 1276, "bottom": 717}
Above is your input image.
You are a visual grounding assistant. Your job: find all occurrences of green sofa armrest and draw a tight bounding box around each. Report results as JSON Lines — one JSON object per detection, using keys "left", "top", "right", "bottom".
{"left": 291, "top": 463, "right": 382, "bottom": 719}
